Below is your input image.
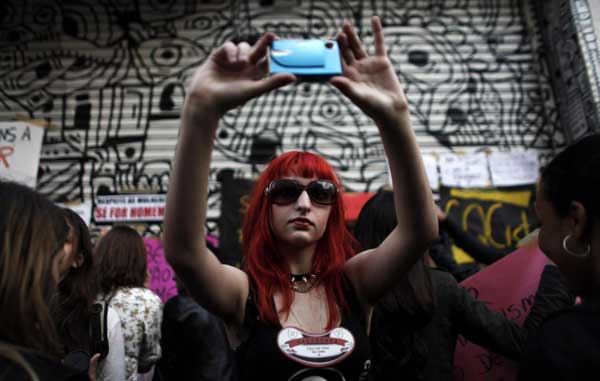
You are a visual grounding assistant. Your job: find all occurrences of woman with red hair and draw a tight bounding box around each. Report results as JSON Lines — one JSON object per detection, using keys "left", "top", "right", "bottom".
{"left": 164, "top": 17, "right": 438, "bottom": 380}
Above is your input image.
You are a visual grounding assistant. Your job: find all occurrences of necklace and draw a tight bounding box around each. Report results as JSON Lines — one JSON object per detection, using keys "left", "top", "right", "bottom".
{"left": 289, "top": 272, "right": 317, "bottom": 293}
{"left": 289, "top": 289, "right": 325, "bottom": 333}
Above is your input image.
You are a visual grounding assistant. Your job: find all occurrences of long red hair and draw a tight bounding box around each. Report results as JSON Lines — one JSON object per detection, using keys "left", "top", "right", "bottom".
{"left": 242, "top": 151, "right": 358, "bottom": 329}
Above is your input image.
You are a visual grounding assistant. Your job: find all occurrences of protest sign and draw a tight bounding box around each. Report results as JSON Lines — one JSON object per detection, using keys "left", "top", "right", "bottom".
{"left": 0, "top": 121, "right": 45, "bottom": 187}
{"left": 489, "top": 150, "right": 539, "bottom": 186}
{"left": 439, "top": 153, "right": 490, "bottom": 188}
{"left": 439, "top": 186, "right": 537, "bottom": 263}
{"left": 144, "top": 237, "right": 178, "bottom": 303}
{"left": 453, "top": 242, "right": 548, "bottom": 380}
{"left": 94, "top": 194, "right": 166, "bottom": 222}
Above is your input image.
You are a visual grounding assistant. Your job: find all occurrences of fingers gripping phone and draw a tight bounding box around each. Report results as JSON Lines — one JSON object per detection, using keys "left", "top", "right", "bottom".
{"left": 268, "top": 39, "right": 342, "bottom": 82}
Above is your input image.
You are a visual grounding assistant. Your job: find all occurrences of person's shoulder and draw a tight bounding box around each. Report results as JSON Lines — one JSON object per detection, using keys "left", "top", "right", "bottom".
{"left": 528, "top": 305, "right": 600, "bottom": 369}
{"left": 540, "top": 304, "right": 599, "bottom": 333}
{"left": 122, "top": 287, "right": 162, "bottom": 304}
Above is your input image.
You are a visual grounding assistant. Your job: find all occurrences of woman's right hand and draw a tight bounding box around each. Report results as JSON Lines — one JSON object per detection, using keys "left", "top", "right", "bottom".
{"left": 185, "top": 33, "right": 296, "bottom": 117}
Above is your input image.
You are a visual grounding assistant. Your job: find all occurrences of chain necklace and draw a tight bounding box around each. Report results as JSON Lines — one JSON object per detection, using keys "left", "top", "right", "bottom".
{"left": 289, "top": 272, "right": 318, "bottom": 293}
{"left": 289, "top": 288, "right": 325, "bottom": 333}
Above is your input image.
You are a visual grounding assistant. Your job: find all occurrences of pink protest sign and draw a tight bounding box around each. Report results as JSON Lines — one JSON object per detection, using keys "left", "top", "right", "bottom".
{"left": 453, "top": 242, "right": 548, "bottom": 381}
{"left": 144, "top": 237, "right": 178, "bottom": 303}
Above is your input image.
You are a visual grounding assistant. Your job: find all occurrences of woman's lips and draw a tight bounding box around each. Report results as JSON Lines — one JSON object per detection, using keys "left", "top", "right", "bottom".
{"left": 290, "top": 218, "right": 313, "bottom": 227}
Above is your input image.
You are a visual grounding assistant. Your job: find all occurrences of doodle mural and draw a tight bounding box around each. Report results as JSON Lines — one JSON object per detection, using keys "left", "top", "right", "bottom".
{"left": 0, "top": 0, "right": 565, "bottom": 236}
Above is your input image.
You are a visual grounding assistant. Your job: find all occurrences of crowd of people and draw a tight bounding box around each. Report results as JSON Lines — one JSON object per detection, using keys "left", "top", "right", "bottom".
{"left": 1, "top": 16, "right": 599, "bottom": 381}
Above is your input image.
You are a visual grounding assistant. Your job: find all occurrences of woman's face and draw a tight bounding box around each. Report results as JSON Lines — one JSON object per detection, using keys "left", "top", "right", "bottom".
{"left": 535, "top": 183, "right": 590, "bottom": 293}
{"left": 269, "top": 176, "right": 333, "bottom": 250}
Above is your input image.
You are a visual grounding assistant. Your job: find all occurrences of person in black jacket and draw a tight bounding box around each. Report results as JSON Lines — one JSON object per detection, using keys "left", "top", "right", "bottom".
{"left": 519, "top": 134, "right": 600, "bottom": 379}
{"left": 156, "top": 243, "right": 237, "bottom": 381}
{"left": 354, "top": 189, "right": 574, "bottom": 381}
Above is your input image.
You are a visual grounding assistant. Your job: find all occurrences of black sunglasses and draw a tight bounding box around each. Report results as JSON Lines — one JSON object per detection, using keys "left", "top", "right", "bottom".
{"left": 265, "top": 179, "right": 338, "bottom": 205}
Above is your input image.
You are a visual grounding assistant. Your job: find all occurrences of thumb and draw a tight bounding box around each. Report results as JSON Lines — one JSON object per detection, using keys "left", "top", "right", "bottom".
{"left": 329, "top": 76, "right": 361, "bottom": 101}
{"left": 329, "top": 76, "right": 373, "bottom": 114}
{"left": 243, "top": 73, "right": 296, "bottom": 99}
{"left": 88, "top": 354, "right": 101, "bottom": 381}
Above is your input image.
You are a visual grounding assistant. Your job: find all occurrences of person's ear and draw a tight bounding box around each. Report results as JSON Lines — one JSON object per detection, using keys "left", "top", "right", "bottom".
{"left": 568, "top": 201, "right": 589, "bottom": 241}
{"left": 71, "top": 252, "right": 84, "bottom": 268}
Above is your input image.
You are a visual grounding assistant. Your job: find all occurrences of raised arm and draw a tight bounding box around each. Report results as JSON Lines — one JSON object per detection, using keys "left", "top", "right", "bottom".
{"left": 163, "top": 34, "right": 295, "bottom": 326}
{"left": 334, "top": 17, "right": 438, "bottom": 306}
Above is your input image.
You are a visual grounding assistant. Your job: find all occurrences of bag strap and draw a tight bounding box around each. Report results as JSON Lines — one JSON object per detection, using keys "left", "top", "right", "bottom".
{"left": 89, "top": 295, "right": 113, "bottom": 359}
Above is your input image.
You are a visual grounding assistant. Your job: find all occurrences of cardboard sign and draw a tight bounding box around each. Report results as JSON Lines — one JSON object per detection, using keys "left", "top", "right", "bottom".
{"left": 144, "top": 237, "right": 178, "bottom": 303}
{"left": 94, "top": 194, "right": 166, "bottom": 222}
{"left": 453, "top": 242, "right": 548, "bottom": 381}
{"left": 0, "top": 121, "right": 45, "bottom": 187}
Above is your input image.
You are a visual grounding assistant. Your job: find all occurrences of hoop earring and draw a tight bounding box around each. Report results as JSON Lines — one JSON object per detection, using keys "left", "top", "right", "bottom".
{"left": 562, "top": 234, "right": 591, "bottom": 258}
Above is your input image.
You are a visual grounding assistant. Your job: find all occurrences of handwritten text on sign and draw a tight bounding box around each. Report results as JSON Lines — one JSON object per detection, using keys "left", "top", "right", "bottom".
{"left": 95, "top": 194, "right": 166, "bottom": 222}
{"left": 0, "top": 121, "right": 44, "bottom": 187}
{"left": 453, "top": 243, "right": 548, "bottom": 381}
{"left": 144, "top": 237, "right": 177, "bottom": 303}
{"left": 440, "top": 152, "right": 490, "bottom": 188}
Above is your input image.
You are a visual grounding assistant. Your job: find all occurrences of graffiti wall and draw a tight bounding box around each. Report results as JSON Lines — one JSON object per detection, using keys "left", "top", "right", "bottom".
{"left": 0, "top": 0, "right": 565, "bottom": 236}
{"left": 535, "top": 0, "right": 600, "bottom": 142}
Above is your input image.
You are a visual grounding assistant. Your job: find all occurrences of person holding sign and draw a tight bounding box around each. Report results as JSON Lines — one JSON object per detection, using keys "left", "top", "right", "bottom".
{"left": 164, "top": 17, "right": 438, "bottom": 379}
{"left": 519, "top": 134, "right": 600, "bottom": 379}
{"left": 354, "top": 190, "right": 573, "bottom": 380}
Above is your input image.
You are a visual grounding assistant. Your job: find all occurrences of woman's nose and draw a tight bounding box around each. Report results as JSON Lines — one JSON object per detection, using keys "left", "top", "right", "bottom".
{"left": 295, "top": 190, "right": 312, "bottom": 210}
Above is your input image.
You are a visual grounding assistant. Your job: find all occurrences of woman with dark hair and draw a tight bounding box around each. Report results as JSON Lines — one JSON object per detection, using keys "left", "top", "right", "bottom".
{"left": 519, "top": 134, "right": 600, "bottom": 379}
{"left": 356, "top": 190, "right": 573, "bottom": 380}
{"left": 52, "top": 209, "right": 125, "bottom": 380}
{"left": 94, "top": 225, "right": 162, "bottom": 381}
{"left": 0, "top": 180, "right": 92, "bottom": 380}
{"left": 164, "top": 17, "right": 439, "bottom": 379}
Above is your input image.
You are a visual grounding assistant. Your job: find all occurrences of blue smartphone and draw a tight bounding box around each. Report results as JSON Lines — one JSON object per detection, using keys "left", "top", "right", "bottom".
{"left": 269, "top": 39, "right": 342, "bottom": 81}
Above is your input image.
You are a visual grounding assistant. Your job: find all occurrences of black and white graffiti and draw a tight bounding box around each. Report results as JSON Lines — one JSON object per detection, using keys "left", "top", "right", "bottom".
{"left": 0, "top": 0, "right": 565, "bottom": 234}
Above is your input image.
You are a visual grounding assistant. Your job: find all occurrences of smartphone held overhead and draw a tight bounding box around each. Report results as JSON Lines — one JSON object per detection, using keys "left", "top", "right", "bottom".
{"left": 269, "top": 39, "right": 342, "bottom": 81}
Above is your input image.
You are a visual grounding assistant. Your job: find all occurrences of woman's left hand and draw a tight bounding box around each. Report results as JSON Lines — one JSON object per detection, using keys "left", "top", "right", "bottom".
{"left": 330, "top": 16, "right": 408, "bottom": 122}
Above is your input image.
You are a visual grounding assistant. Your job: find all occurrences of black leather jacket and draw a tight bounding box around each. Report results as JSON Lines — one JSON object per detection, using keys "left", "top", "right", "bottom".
{"left": 370, "top": 266, "right": 573, "bottom": 381}
{"left": 156, "top": 295, "right": 237, "bottom": 381}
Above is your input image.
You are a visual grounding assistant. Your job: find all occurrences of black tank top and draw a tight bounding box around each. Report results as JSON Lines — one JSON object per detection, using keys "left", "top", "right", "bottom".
{"left": 235, "top": 278, "right": 371, "bottom": 381}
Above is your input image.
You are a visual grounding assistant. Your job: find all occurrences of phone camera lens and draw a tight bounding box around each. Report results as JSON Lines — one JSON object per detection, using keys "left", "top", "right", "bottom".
{"left": 325, "top": 41, "right": 334, "bottom": 49}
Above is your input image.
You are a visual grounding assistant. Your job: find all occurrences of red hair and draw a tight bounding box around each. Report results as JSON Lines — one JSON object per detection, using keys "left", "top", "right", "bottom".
{"left": 242, "top": 151, "right": 358, "bottom": 329}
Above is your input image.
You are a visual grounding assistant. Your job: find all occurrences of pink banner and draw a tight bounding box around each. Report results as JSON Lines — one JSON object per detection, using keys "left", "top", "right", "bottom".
{"left": 144, "top": 237, "right": 178, "bottom": 303}
{"left": 453, "top": 241, "right": 548, "bottom": 381}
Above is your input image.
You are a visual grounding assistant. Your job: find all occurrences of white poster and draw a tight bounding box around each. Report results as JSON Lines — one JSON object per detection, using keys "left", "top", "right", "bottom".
{"left": 439, "top": 152, "right": 490, "bottom": 188}
{"left": 0, "top": 121, "right": 45, "bottom": 187}
{"left": 94, "top": 194, "right": 166, "bottom": 222}
{"left": 489, "top": 150, "right": 540, "bottom": 186}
